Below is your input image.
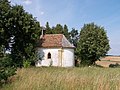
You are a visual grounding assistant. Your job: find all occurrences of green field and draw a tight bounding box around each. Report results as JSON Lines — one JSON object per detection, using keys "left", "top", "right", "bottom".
{"left": 1, "top": 67, "right": 120, "bottom": 90}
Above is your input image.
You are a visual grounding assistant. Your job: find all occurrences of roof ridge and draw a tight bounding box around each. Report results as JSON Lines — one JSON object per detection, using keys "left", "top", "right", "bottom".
{"left": 38, "top": 34, "right": 75, "bottom": 48}
{"left": 44, "top": 34, "right": 63, "bottom": 35}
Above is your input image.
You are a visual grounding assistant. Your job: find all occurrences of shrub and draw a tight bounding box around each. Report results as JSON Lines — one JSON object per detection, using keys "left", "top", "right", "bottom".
{"left": 0, "top": 55, "right": 16, "bottom": 86}
{"left": 23, "top": 60, "right": 31, "bottom": 68}
{"left": 0, "top": 67, "right": 16, "bottom": 85}
{"left": 109, "top": 63, "right": 120, "bottom": 68}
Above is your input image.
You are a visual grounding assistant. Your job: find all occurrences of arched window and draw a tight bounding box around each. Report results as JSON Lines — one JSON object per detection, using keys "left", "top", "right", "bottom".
{"left": 47, "top": 52, "right": 51, "bottom": 59}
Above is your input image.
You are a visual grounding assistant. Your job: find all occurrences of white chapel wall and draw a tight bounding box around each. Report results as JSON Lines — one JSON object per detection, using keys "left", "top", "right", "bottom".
{"left": 36, "top": 48, "right": 74, "bottom": 67}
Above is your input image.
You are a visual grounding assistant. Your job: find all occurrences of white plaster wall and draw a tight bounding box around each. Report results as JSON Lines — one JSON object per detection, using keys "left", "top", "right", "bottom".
{"left": 36, "top": 48, "right": 74, "bottom": 67}
{"left": 62, "top": 48, "right": 74, "bottom": 67}
{"left": 36, "top": 48, "right": 59, "bottom": 67}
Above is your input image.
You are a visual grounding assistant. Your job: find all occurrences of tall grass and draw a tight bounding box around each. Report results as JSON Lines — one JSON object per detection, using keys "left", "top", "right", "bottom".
{"left": 1, "top": 67, "right": 120, "bottom": 90}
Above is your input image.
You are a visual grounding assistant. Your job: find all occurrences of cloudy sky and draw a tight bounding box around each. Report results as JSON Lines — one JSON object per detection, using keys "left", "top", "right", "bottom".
{"left": 10, "top": 0, "right": 120, "bottom": 55}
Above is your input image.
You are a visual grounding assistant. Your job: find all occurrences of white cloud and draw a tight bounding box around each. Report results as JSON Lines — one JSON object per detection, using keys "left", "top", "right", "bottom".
{"left": 23, "top": 0, "right": 32, "bottom": 5}
{"left": 40, "top": 11, "right": 44, "bottom": 15}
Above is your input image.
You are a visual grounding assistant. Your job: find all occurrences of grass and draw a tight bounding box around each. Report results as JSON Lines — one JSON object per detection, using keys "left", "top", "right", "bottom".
{"left": 1, "top": 67, "right": 120, "bottom": 90}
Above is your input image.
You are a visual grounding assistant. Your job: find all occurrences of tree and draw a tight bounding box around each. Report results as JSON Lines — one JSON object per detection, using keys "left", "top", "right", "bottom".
{"left": 69, "top": 28, "right": 79, "bottom": 64}
{"left": 10, "top": 5, "right": 41, "bottom": 67}
{"left": 54, "top": 24, "right": 63, "bottom": 34}
{"left": 63, "top": 24, "right": 69, "bottom": 39}
{"left": 0, "top": 0, "right": 11, "bottom": 51}
{"left": 77, "top": 23, "right": 110, "bottom": 65}
{"left": 69, "top": 28, "right": 79, "bottom": 47}
{"left": 0, "top": 0, "right": 16, "bottom": 86}
{"left": 45, "top": 22, "right": 52, "bottom": 34}
{"left": 0, "top": 0, "right": 41, "bottom": 67}
{"left": 0, "top": 54, "right": 16, "bottom": 86}
{"left": 44, "top": 23, "right": 70, "bottom": 40}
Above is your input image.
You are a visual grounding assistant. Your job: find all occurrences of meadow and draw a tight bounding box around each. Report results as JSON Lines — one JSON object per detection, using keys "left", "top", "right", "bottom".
{"left": 1, "top": 67, "right": 120, "bottom": 90}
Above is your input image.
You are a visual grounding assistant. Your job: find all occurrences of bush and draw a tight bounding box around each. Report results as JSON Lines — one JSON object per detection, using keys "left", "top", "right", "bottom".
{"left": 23, "top": 60, "right": 31, "bottom": 68}
{"left": 0, "top": 67, "right": 16, "bottom": 85}
{"left": 109, "top": 63, "right": 120, "bottom": 68}
{"left": 0, "top": 55, "right": 16, "bottom": 86}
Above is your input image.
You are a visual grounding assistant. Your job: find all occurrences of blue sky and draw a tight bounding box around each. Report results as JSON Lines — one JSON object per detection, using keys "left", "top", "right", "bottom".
{"left": 10, "top": 0, "right": 120, "bottom": 55}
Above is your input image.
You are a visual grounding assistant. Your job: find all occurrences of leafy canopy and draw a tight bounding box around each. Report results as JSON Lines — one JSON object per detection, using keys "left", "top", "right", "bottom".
{"left": 77, "top": 23, "right": 110, "bottom": 65}
{"left": 45, "top": 22, "right": 70, "bottom": 39}
{"left": 0, "top": 0, "right": 41, "bottom": 67}
{"left": 10, "top": 5, "right": 41, "bottom": 67}
{"left": 0, "top": 0, "right": 41, "bottom": 85}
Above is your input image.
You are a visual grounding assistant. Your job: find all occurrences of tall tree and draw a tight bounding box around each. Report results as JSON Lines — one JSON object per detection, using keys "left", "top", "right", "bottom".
{"left": 69, "top": 28, "right": 79, "bottom": 62}
{"left": 69, "top": 28, "right": 79, "bottom": 47}
{"left": 0, "top": 0, "right": 11, "bottom": 51}
{"left": 44, "top": 23, "right": 70, "bottom": 40}
{"left": 45, "top": 22, "right": 52, "bottom": 34}
{"left": 0, "top": 0, "right": 16, "bottom": 85}
{"left": 77, "top": 23, "right": 110, "bottom": 65}
{"left": 54, "top": 24, "right": 63, "bottom": 34}
{"left": 63, "top": 24, "right": 69, "bottom": 39}
{"left": 10, "top": 5, "right": 41, "bottom": 66}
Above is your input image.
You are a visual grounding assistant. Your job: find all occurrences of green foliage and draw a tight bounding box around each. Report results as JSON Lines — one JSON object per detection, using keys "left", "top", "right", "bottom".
{"left": 54, "top": 24, "right": 63, "bottom": 34}
{"left": 0, "top": 0, "right": 41, "bottom": 86}
{"left": 0, "top": 67, "right": 16, "bottom": 85}
{"left": 69, "top": 28, "right": 79, "bottom": 47}
{"left": 69, "top": 28, "right": 79, "bottom": 61}
{"left": 0, "top": 0, "right": 41, "bottom": 67}
{"left": 10, "top": 5, "right": 41, "bottom": 67}
{"left": 0, "top": 55, "right": 13, "bottom": 67}
{"left": 63, "top": 24, "right": 69, "bottom": 39}
{"left": 45, "top": 22, "right": 52, "bottom": 34}
{"left": 45, "top": 23, "right": 70, "bottom": 40}
{"left": 23, "top": 60, "right": 31, "bottom": 68}
{"left": 0, "top": 0, "right": 13, "bottom": 64}
{"left": 0, "top": 55, "right": 16, "bottom": 86}
{"left": 109, "top": 63, "right": 120, "bottom": 68}
{"left": 0, "top": 0, "right": 42, "bottom": 86}
{"left": 0, "top": 0, "right": 11, "bottom": 50}
{"left": 77, "top": 23, "right": 110, "bottom": 65}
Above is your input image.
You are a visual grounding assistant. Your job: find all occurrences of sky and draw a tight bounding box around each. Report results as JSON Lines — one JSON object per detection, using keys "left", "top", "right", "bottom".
{"left": 10, "top": 0, "right": 120, "bottom": 55}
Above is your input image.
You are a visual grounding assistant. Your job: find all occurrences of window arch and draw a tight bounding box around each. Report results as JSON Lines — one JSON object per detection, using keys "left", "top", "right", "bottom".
{"left": 47, "top": 52, "right": 51, "bottom": 59}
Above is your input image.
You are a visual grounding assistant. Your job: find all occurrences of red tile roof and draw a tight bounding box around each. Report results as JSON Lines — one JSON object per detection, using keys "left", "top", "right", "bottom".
{"left": 38, "top": 34, "right": 74, "bottom": 48}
